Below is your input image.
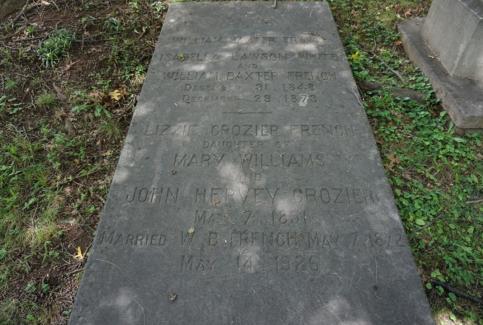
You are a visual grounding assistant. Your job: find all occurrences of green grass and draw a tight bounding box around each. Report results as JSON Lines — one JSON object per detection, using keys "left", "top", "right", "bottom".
{"left": 37, "top": 28, "right": 74, "bottom": 67}
{"left": 0, "top": 0, "right": 481, "bottom": 324}
{"left": 330, "top": 0, "right": 482, "bottom": 322}
{"left": 35, "top": 93, "right": 57, "bottom": 108}
{"left": 0, "top": 0, "right": 165, "bottom": 323}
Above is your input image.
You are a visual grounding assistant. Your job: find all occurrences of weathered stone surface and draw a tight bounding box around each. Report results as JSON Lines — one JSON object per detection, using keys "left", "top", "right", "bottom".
{"left": 422, "top": 0, "right": 483, "bottom": 83}
{"left": 70, "top": 2, "right": 434, "bottom": 324}
{"left": 400, "top": 18, "right": 483, "bottom": 130}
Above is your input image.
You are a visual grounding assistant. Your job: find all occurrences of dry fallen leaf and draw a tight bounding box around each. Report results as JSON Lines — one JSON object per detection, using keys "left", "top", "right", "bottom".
{"left": 74, "top": 246, "right": 85, "bottom": 261}
{"left": 109, "top": 88, "right": 128, "bottom": 101}
{"left": 386, "top": 153, "right": 401, "bottom": 171}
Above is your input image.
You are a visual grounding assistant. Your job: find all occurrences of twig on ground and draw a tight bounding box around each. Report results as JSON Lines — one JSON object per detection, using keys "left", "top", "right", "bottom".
{"left": 0, "top": 25, "right": 27, "bottom": 41}
{"left": 12, "top": 0, "right": 32, "bottom": 24}
{"left": 7, "top": 36, "right": 45, "bottom": 42}
{"left": 358, "top": 80, "right": 426, "bottom": 104}
{"left": 0, "top": 40, "right": 20, "bottom": 50}
{"left": 50, "top": 0, "right": 60, "bottom": 11}
{"left": 73, "top": 37, "right": 111, "bottom": 44}
{"left": 367, "top": 50, "right": 405, "bottom": 82}
{"left": 431, "top": 280, "right": 482, "bottom": 305}
{"left": 380, "top": 60, "right": 405, "bottom": 82}
{"left": 466, "top": 198, "right": 483, "bottom": 204}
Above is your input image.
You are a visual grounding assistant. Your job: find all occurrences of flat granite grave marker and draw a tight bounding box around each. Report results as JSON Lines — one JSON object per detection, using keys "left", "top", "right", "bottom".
{"left": 70, "top": 2, "right": 435, "bottom": 324}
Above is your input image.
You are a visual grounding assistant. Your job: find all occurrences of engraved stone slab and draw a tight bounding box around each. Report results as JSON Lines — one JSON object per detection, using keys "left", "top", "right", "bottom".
{"left": 70, "top": 2, "right": 435, "bottom": 324}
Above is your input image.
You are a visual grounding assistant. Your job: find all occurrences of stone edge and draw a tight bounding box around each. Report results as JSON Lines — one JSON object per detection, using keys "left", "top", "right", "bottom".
{"left": 398, "top": 18, "right": 483, "bottom": 130}
{"left": 460, "top": 0, "right": 483, "bottom": 19}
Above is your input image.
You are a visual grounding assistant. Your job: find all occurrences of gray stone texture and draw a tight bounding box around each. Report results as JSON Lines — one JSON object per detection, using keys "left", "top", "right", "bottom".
{"left": 422, "top": 0, "right": 483, "bottom": 83}
{"left": 70, "top": 2, "right": 435, "bottom": 324}
{"left": 400, "top": 17, "right": 483, "bottom": 130}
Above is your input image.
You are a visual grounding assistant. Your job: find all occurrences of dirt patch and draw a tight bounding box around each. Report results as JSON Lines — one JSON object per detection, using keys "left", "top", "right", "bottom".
{"left": 0, "top": 0, "right": 29, "bottom": 20}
